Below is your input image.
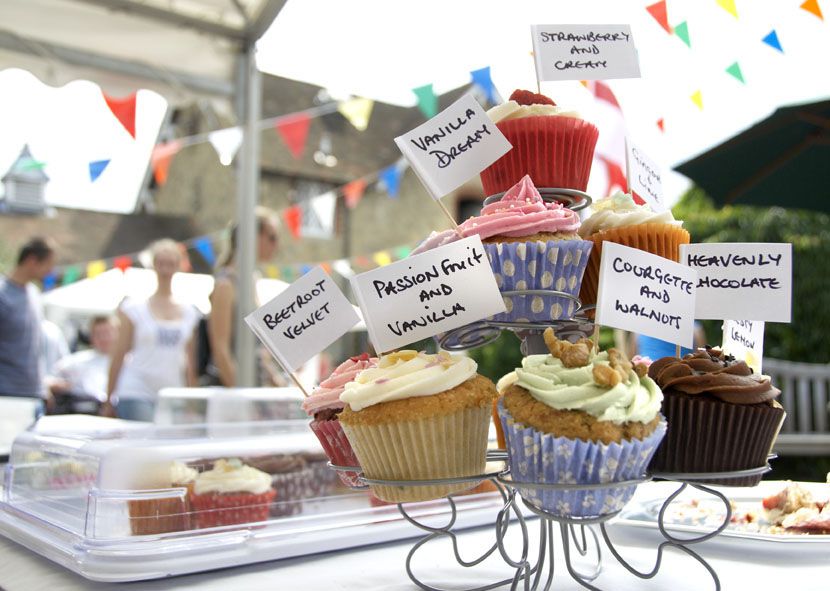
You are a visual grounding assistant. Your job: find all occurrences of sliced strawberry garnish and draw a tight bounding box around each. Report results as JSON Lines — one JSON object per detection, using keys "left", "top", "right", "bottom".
{"left": 350, "top": 352, "right": 371, "bottom": 362}
{"left": 509, "top": 89, "right": 556, "bottom": 106}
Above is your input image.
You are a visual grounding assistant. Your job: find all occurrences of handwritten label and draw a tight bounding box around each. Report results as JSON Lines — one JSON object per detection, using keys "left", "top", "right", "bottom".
{"left": 350, "top": 236, "right": 506, "bottom": 352}
{"left": 596, "top": 242, "right": 697, "bottom": 348}
{"left": 680, "top": 243, "right": 792, "bottom": 322}
{"left": 625, "top": 139, "right": 665, "bottom": 212}
{"left": 531, "top": 25, "right": 641, "bottom": 81}
{"left": 722, "top": 320, "right": 765, "bottom": 375}
{"left": 394, "top": 93, "right": 512, "bottom": 200}
{"left": 245, "top": 266, "right": 360, "bottom": 371}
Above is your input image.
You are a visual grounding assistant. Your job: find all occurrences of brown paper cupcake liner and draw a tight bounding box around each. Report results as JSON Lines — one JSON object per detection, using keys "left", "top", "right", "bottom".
{"left": 649, "top": 393, "right": 786, "bottom": 486}
{"left": 341, "top": 406, "right": 491, "bottom": 503}
{"left": 480, "top": 116, "right": 599, "bottom": 196}
{"left": 579, "top": 223, "right": 691, "bottom": 312}
{"left": 128, "top": 483, "right": 193, "bottom": 535}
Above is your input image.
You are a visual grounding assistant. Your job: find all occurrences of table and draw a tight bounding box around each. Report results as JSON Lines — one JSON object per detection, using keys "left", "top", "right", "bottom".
{"left": 0, "top": 481, "right": 827, "bottom": 591}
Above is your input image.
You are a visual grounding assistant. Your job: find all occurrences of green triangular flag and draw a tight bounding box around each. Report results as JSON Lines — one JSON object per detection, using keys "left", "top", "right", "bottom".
{"left": 61, "top": 266, "right": 81, "bottom": 286}
{"left": 726, "top": 62, "right": 745, "bottom": 84}
{"left": 674, "top": 21, "right": 691, "bottom": 48}
{"left": 412, "top": 84, "right": 438, "bottom": 119}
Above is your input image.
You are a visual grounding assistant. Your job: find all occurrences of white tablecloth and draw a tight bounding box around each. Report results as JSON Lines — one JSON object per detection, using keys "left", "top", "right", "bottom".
{"left": 0, "top": 482, "right": 827, "bottom": 591}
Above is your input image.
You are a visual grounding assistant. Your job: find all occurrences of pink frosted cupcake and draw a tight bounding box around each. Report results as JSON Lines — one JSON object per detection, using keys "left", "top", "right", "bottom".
{"left": 302, "top": 353, "right": 377, "bottom": 487}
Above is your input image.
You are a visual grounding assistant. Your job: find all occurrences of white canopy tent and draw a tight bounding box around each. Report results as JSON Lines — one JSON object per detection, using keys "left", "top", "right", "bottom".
{"left": 0, "top": 0, "right": 287, "bottom": 384}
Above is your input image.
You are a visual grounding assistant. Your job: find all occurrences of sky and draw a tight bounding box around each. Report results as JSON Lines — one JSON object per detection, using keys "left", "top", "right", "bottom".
{"left": 0, "top": 0, "right": 827, "bottom": 213}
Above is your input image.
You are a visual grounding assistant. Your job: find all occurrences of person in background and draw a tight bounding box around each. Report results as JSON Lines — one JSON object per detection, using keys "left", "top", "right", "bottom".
{"left": 201, "top": 207, "right": 279, "bottom": 387}
{"left": 48, "top": 315, "right": 118, "bottom": 415}
{"left": 103, "top": 240, "right": 201, "bottom": 421}
{"left": 0, "top": 237, "right": 56, "bottom": 410}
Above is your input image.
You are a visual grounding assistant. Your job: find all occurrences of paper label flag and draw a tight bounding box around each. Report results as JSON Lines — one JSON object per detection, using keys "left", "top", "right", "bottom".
{"left": 395, "top": 93, "right": 512, "bottom": 200}
{"left": 276, "top": 113, "right": 311, "bottom": 159}
{"left": 102, "top": 92, "right": 137, "bottom": 139}
{"left": 245, "top": 267, "right": 360, "bottom": 372}
{"left": 208, "top": 127, "right": 243, "bottom": 166}
{"left": 531, "top": 24, "right": 641, "bottom": 81}
{"left": 722, "top": 320, "right": 765, "bottom": 374}
{"left": 338, "top": 97, "right": 374, "bottom": 131}
{"left": 625, "top": 139, "right": 665, "bottom": 212}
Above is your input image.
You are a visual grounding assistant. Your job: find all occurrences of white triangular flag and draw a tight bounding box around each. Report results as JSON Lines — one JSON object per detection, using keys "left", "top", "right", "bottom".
{"left": 338, "top": 97, "right": 374, "bottom": 131}
{"left": 333, "top": 258, "right": 354, "bottom": 278}
{"left": 309, "top": 191, "right": 337, "bottom": 234}
{"left": 208, "top": 127, "right": 244, "bottom": 166}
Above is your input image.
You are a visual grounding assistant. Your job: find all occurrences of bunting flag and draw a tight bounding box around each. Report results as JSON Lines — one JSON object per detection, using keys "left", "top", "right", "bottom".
{"left": 42, "top": 273, "right": 57, "bottom": 291}
{"left": 320, "top": 262, "right": 332, "bottom": 275}
{"left": 194, "top": 237, "right": 216, "bottom": 266}
{"left": 591, "top": 80, "right": 621, "bottom": 110}
{"left": 337, "top": 97, "right": 374, "bottom": 131}
{"left": 102, "top": 91, "right": 137, "bottom": 139}
{"left": 113, "top": 256, "right": 132, "bottom": 272}
{"left": 598, "top": 156, "right": 628, "bottom": 197}
{"left": 151, "top": 140, "right": 182, "bottom": 185}
{"left": 343, "top": 178, "right": 367, "bottom": 209}
{"left": 657, "top": 118, "right": 665, "bottom": 133}
{"left": 86, "top": 260, "right": 106, "bottom": 279}
{"left": 801, "top": 0, "right": 824, "bottom": 20}
{"left": 266, "top": 265, "right": 279, "bottom": 279}
{"left": 762, "top": 30, "right": 784, "bottom": 53}
{"left": 646, "top": 1, "right": 672, "bottom": 33}
{"left": 19, "top": 158, "right": 46, "bottom": 172}
{"left": 310, "top": 191, "right": 337, "bottom": 236}
{"left": 333, "top": 259, "right": 354, "bottom": 278}
{"left": 61, "top": 266, "right": 80, "bottom": 286}
{"left": 275, "top": 113, "right": 311, "bottom": 159}
{"left": 413, "top": 84, "right": 438, "bottom": 119}
{"left": 283, "top": 205, "right": 303, "bottom": 239}
{"left": 88, "top": 159, "right": 110, "bottom": 182}
{"left": 690, "top": 90, "right": 704, "bottom": 110}
{"left": 674, "top": 21, "right": 691, "bottom": 48}
{"left": 178, "top": 244, "right": 193, "bottom": 272}
{"left": 281, "top": 267, "right": 295, "bottom": 282}
{"left": 379, "top": 164, "right": 403, "bottom": 198}
{"left": 394, "top": 246, "right": 411, "bottom": 259}
{"left": 208, "top": 127, "right": 244, "bottom": 166}
{"left": 716, "top": 0, "right": 739, "bottom": 19}
{"left": 470, "top": 66, "right": 496, "bottom": 104}
{"left": 300, "top": 265, "right": 312, "bottom": 276}
{"left": 726, "top": 62, "right": 745, "bottom": 83}
{"left": 373, "top": 251, "right": 392, "bottom": 267}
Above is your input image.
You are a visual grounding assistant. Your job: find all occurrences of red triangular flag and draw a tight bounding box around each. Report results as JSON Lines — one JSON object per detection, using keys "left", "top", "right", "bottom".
{"left": 343, "top": 179, "right": 367, "bottom": 209}
{"left": 657, "top": 118, "right": 665, "bottom": 133}
{"left": 598, "top": 156, "right": 629, "bottom": 197}
{"left": 283, "top": 205, "right": 303, "bottom": 239}
{"left": 275, "top": 113, "right": 311, "bottom": 159}
{"left": 150, "top": 140, "right": 182, "bottom": 186}
{"left": 646, "top": 1, "right": 673, "bottom": 33}
{"left": 102, "top": 91, "right": 137, "bottom": 139}
{"left": 593, "top": 81, "right": 621, "bottom": 110}
{"left": 113, "top": 256, "right": 132, "bottom": 273}
{"left": 801, "top": 0, "right": 824, "bottom": 20}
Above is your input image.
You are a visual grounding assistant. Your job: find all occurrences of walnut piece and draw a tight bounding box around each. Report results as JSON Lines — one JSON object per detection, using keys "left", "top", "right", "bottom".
{"left": 593, "top": 364, "right": 622, "bottom": 387}
{"left": 543, "top": 328, "right": 592, "bottom": 367}
{"left": 633, "top": 363, "right": 648, "bottom": 378}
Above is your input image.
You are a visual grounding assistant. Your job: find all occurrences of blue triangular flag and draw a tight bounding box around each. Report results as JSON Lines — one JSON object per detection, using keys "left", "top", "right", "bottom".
{"left": 762, "top": 30, "right": 783, "bottom": 53}
{"left": 300, "top": 264, "right": 312, "bottom": 276}
{"left": 471, "top": 66, "right": 496, "bottom": 104}
{"left": 88, "top": 159, "right": 110, "bottom": 182}
{"left": 380, "top": 165, "right": 402, "bottom": 198}
{"left": 42, "top": 273, "right": 57, "bottom": 291}
{"left": 194, "top": 237, "right": 216, "bottom": 266}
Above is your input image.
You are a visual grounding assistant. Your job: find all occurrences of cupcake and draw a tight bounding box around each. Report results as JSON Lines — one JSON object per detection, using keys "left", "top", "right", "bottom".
{"left": 190, "top": 459, "right": 277, "bottom": 528}
{"left": 302, "top": 354, "right": 377, "bottom": 488}
{"left": 338, "top": 350, "right": 497, "bottom": 503}
{"left": 479, "top": 89, "right": 599, "bottom": 195}
{"left": 412, "top": 175, "right": 593, "bottom": 323}
{"left": 243, "top": 455, "right": 315, "bottom": 517}
{"left": 578, "top": 191, "right": 690, "bottom": 311}
{"left": 128, "top": 461, "right": 197, "bottom": 536}
{"left": 499, "top": 329, "right": 666, "bottom": 518}
{"left": 648, "top": 347, "right": 785, "bottom": 486}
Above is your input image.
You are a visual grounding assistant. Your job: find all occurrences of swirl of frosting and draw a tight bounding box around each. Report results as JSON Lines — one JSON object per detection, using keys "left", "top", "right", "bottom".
{"left": 302, "top": 354, "right": 378, "bottom": 416}
{"left": 514, "top": 352, "right": 663, "bottom": 424}
{"left": 648, "top": 348, "right": 780, "bottom": 404}
{"left": 487, "top": 101, "right": 581, "bottom": 123}
{"left": 412, "top": 175, "right": 581, "bottom": 254}
{"left": 578, "top": 192, "right": 682, "bottom": 237}
{"left": 340, "top": 350, "right": 477, "bottom": 412}
{"left": 193, "top": 458, "right": 272, "bottom": 495}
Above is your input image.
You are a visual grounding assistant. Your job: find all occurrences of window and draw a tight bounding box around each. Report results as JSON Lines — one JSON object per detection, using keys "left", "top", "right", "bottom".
{"left": 292, "top": 179, "right": 338, "bottom": 239}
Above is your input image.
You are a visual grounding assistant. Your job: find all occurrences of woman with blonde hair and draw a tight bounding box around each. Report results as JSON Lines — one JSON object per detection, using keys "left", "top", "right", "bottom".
{"left": 102, "top": 239, "right": 201, "bottom": 421}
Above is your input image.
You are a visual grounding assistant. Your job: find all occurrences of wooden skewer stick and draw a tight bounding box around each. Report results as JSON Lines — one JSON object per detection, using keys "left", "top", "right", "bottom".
{"left": 592, "top": 324, "right": 600, "bottom": 354}
{"left": 287, "top": 370, "right": 310, "bottom": 398}
{"left": 438, "top": 199, "right": 460, "bottom": 230}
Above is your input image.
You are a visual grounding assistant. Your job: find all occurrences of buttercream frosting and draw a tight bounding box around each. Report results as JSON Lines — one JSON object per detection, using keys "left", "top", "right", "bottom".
{"left": 412, "top": 175, "right": 582, "bottom": 254}
{"left": 340, "top": 350, "right": 477, "bottom": 412}
{"left": 578, "top": 192, "right": 681, "bottom": 237}
{"left": 302, "top": 354, "right": 377, "bottom": 416}
{"left": 193, "top": 458, "right": 273, "bottom": 495}
{"left": 512, "top": 352, "right": 663, "bottom": 424}
{"left": 487, "top": 101, "right": 581, "bottom": 123}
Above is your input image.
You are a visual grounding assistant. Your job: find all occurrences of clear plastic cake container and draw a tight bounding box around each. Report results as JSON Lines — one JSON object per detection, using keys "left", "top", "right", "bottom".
{"left": 0, "top": 419, "right": 502, "bottom": 582}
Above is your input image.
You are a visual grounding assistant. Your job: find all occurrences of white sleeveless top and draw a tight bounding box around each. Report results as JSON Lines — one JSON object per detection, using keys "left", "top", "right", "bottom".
{"left": 113, "top": 299, "right": 201, "bottom": 402}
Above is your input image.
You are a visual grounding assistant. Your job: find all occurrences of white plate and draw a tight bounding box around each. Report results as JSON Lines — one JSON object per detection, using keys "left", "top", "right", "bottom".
{"left": 613, "top": 481, "right": 830, "bottom": 553}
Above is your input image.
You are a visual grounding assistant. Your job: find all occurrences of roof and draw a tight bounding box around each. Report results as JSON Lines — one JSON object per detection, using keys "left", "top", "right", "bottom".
{"left": 1, "top": 145, "right": 49, "bottom": 183}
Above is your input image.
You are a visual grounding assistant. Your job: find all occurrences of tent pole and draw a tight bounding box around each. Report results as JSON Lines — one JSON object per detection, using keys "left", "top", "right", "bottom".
{"left": 234, "top": 44, "right": 261, "bottom": 387}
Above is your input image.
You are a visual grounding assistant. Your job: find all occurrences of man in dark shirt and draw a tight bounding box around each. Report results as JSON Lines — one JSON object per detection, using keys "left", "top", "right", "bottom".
{"left": 0, "top": 237, "right": 56, "bottom": 399}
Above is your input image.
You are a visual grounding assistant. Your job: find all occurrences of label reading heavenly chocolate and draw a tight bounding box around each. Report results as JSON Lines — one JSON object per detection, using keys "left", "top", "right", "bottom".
{"left": 395, "top": 93, "right": 512, "bottom": 200}
{"left": 596, "top": 242, "right": 697, "bottom": 348}
{"left": 531, "top": 25, "right": 641, "bottom": 81}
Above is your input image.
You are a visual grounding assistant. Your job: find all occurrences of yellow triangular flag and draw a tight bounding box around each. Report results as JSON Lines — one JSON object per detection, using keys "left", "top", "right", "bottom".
{"left": 87, "top": 260, "right": 107, "bottom": 279}
{"left": 373, "top": 251, "right": 392, "bottom": 267}
{"left": 716, "top": 0, "right": 739, "bottom": 19}
{"left": 338, "top": 97, "right": 374, "bottom": 132}
{"left": 690, "top": 90, "right": 704, "bottom": 110}
{"left": 266, "top": 264, "right": 280, "bottom": 279}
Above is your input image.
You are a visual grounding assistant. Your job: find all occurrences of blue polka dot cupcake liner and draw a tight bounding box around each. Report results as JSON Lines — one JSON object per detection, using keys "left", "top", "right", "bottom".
{"left": 498, "top": 400, "right": 666, "bottom": 519}
{"left": 483, "top": 239, "right": 593, "bottom": 324}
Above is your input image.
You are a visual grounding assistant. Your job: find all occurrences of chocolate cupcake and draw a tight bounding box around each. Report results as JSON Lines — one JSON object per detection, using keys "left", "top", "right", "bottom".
{"left": 648, "top": 347, "right": 785, "bottom": 486}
